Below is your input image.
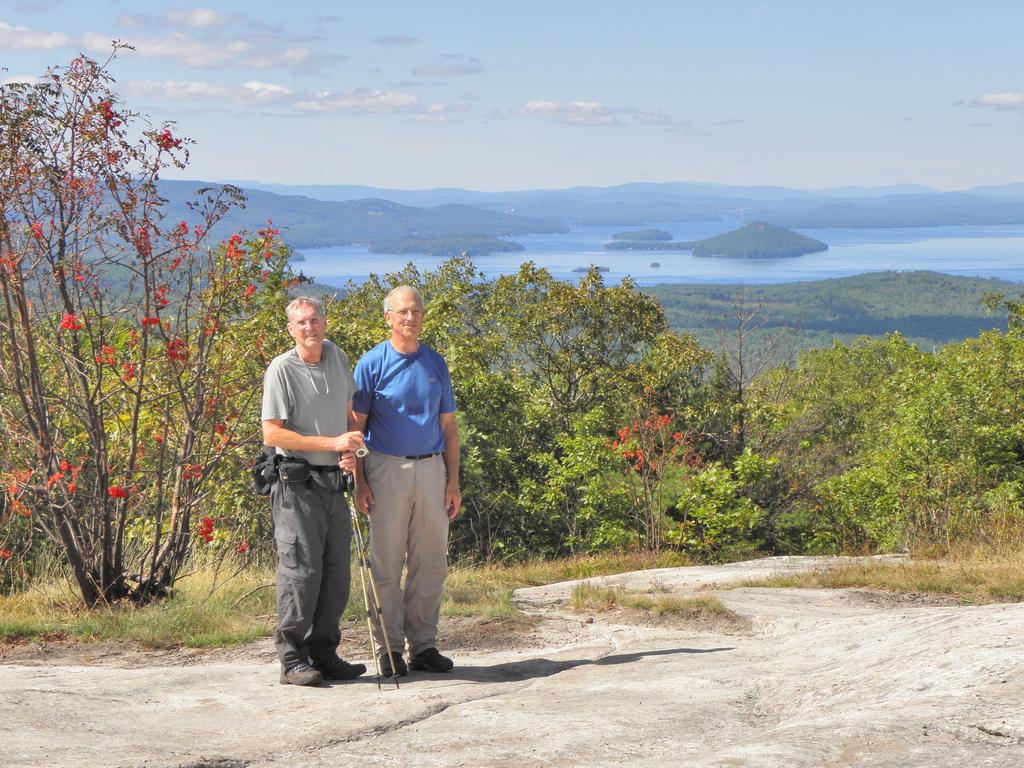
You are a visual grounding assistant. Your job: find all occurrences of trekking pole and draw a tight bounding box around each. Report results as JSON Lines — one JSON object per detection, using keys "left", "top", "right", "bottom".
{"left": 343, "top": 470, "right": 400, "bottom": 690}
{"left": 349, "top": 502, "right": 385, "bottom": 691}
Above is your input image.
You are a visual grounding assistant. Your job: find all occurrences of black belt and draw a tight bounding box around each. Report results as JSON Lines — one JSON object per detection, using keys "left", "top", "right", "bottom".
{"left": 403, "top": 452, "right": 440, "bottom": 460}
{"left": 309, "top": 464, "right": 342, "bottom": 491}
{"left": 277, "top": 460, "right": 342, "bottom": 491}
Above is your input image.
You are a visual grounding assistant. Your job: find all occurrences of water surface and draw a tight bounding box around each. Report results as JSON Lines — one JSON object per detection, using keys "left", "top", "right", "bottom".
{"left": 297, "top": 223, "right": 1024, "bottom": 287}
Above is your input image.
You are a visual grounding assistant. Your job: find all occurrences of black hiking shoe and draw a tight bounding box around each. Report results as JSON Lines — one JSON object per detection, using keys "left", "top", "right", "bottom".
{"left": 409, "top": 647, "right": 454, "bottom": 673}
{"left": 312, "top": 655, "right": 367, "bottom": 681}
{"left": 378, "top": 650, "right": 408, "bottom": 677}
{"left": 279, "top": 662, "right": 324, "bottom": 686}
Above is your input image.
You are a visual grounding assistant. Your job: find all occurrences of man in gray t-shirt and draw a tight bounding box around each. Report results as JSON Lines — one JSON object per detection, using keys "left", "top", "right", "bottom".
{"left": 261, "top": 296, "right": 367, "bottom": 686}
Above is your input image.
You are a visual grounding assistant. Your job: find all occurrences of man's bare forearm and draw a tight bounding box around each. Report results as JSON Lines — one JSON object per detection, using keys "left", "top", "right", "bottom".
{"left": 262, "top": 418, "right": 364, "bottom": 456}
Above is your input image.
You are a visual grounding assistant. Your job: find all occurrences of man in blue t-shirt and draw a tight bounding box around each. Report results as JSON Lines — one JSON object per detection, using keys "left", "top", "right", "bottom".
{"left": 352, "top": 285, "right": 461, "bottom": 676}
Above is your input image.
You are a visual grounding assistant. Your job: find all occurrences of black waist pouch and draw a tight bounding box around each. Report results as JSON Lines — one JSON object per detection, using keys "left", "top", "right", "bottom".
{"left": 252, "top": 448, "right": 282, "bottom": 496}
{"left": 278, "top": 459, "right": 311, "bottom": 483}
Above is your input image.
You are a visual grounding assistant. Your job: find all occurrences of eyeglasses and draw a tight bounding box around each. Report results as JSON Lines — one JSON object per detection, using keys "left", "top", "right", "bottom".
{"left": 290, "top": 315, "right": 324, "bottom": 327}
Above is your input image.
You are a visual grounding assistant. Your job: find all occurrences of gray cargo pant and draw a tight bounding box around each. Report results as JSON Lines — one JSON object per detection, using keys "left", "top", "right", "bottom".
{"left": 271, "top": 471, "right": 351, "bottom": 669}
{"left": 364, "top": 451, "right": 449, "bottom": 658}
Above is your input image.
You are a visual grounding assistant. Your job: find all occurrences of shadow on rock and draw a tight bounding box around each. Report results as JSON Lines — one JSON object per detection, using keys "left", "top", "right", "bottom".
{"left": 439, "top": 645, "right": 735, "bottom": 683}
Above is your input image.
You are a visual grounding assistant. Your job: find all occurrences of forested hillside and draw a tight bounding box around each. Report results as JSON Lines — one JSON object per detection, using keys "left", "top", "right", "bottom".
{"left": 645, "top": 271, "right": 1012, "bottom": 351}
{"left": 157, "top": 180, "right": 564, "bottom": 251}
{"left": 329, "top": 261, "right": 1024, "bottom": 561}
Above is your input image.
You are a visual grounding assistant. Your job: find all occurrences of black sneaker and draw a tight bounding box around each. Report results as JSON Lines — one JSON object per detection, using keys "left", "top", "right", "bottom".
{"left": 312, "top": 655, "right": 367, "bottom": 680}
{"left": 409, "top": 647, "right": 454, "bottom": 673}
{"left": 378, "top": 650, "right": 408, "bottom": 677}
{"left": 279, "top": 662, "right": 324, "bottom": 686}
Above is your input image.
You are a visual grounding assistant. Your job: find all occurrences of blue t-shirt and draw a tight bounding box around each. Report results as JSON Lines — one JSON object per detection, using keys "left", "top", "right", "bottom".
{"left": 352, "top": 341, "right": 456, "bottom": 457}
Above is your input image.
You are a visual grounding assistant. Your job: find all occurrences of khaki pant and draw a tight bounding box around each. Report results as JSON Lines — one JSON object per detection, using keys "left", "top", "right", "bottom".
{"left": 364, "top": 451, "right": 449, "bottom": 657}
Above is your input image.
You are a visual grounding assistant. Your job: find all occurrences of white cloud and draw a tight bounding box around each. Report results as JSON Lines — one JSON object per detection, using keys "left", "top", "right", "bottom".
{"left": 518, "top": 99, "right": 623, "bottom": 126}
{"left": 518, "top": 99, "right": 714, "bottom": 132}
{"left": 412, "top": 102, "right": 466, "bottom": 123}
{"left": 118, "top": 14, "right": 151, "bottom": 29}
{"left": 85, "top": 31, "right": 243, "bottom": 68}
{"left": 972, "top": 92, "right": 1024, "bottom": 109}
{"left": 632, "top": 110, "right": 675, "bottom": 126}
{"left": 85, "top": 29, "right": 327, "bottom": 71}
{"left": 664, "top": 122, "right": 707, "bottom": 135}
{"left": 243, "top": 81, "right": 293, "bottom": 96}
{"left": 413, "top": 54, "right": 484, "bottom": 77}
{"left": 0, "top": 20, "right": 70, "bottom": 50}
{"left": 123, "top": 78, "right": 464, "bottom": 118}
{"left": 241, "top": 81, "right": 294, "bottom": 104}
{"left": 295, "top": 88, "right": 419, "bottom": 114}
{"left": 3, "top": 74, "right": 44, "bottom": 85}
{"left": 242, "top": 46, "right": 314, "bottom": 69}
{"left": 124, "top": 79, "right": 230, "bottom": 100}
{"left": 124, "top": 79, "right": 294, "bottom": 107}
{"left": 374, "top": 34, "right": 418, "bottom": 46}
{"left": 120, "top": 8, "right": 230, "bottom": 30}
{"left": 165, "top": 8, "right": 229, "bottom": 28}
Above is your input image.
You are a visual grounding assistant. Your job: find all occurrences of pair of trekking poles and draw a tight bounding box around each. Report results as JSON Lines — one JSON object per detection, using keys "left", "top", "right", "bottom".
{"left": 343, "top": 449, "right": 401, "bottom": 691}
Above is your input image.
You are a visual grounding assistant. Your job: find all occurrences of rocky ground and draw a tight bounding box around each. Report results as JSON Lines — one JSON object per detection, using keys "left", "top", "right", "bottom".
{"left": 2, "top": 555, "right": 1022, "bottom": 768}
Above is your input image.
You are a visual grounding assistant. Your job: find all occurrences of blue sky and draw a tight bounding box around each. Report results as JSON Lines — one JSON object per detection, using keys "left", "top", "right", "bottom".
{"left": 2, "top": 0, "right": 1023, "bottom": 191}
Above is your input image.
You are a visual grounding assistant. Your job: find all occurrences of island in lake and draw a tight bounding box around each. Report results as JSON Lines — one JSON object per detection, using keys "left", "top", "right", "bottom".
{"left": 611, "top": 228, "right": 673, "bottom": 241}
{"left": 606, "top": 221, "right": 828, "bottom": 259}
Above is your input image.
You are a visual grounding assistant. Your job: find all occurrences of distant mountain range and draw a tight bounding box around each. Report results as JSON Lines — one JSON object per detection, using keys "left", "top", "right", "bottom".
{"left": 222, "top": 179, "right": 954, "bottom": 204}
{"left": 157, "top": 180, "right": 564, "bottom": 251}
{"left": 156, "top": 178, "right": 1024, "bottom": 255}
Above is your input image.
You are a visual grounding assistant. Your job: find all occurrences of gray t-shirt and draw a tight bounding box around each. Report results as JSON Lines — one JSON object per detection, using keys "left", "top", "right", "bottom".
{"left": 261, "top": 340, "right": 358, "bottom": 466}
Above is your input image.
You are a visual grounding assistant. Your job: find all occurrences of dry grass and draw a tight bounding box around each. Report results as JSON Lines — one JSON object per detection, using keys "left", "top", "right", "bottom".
{"left": 0, "top": 562, "right": 277, "bottom": 648}
{"left": 1, "top": 551, "right": 692, "bottom": 648}
{"left": 739, "top": 548, "right": 1024, "bottom": 604}
{"left": 567, "top": 581, "right": 748, "bottom": 633}
{"left": 8, "top": 548, "right": 1019, "bottom": 649}
{"left": 441, "top": 551, "right": 692, "bottom": 617}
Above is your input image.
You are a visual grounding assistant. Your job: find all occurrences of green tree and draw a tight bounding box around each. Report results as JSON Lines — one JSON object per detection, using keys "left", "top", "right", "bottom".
{"left": 748, "top": 334, "right": 927, "bottom": 552}
{"left": 331, "top": 260, "right": 686, "bottom": 560}
{"left": 870, "top": 330, "right": 1024, "bottom": 549}
{"left": 519, "top": 409, "right": 633, "bottom": 555}
{"left": 486, "top": 262, "right": 667, "bottom": 433}
{"left": 671, "top": 448, "right": 775, "bottom": 559}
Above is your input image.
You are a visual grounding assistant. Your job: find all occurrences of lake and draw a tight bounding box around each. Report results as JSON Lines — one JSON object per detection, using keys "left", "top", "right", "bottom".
{"left": 296, "top": 222, "right": 1024, "bottom": 288}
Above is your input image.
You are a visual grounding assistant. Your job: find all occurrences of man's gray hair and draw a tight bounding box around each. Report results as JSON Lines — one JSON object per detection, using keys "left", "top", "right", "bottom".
{"left": 383, "top": 285, "right": 424, "bottom": 313}
{"left": 285, "top": 296, "right": 325, "bottom": 322}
